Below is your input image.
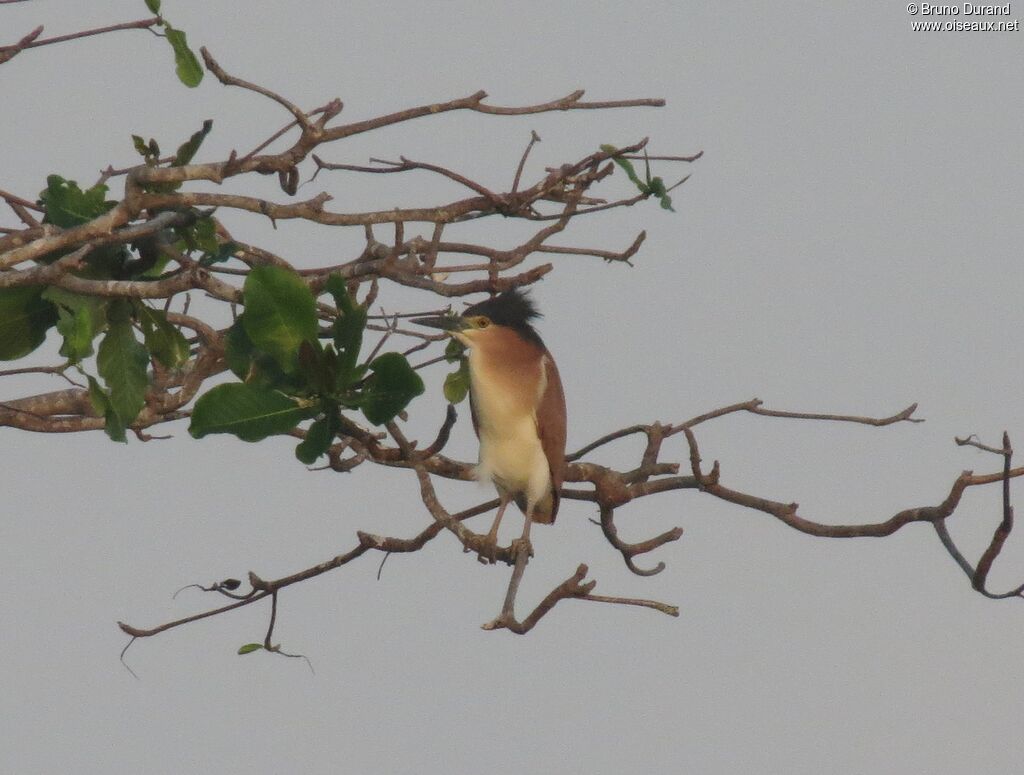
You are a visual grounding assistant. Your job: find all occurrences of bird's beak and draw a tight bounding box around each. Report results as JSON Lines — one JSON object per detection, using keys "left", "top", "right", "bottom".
{"left": 410, "top": 314, "right": 466, "bottom": 333}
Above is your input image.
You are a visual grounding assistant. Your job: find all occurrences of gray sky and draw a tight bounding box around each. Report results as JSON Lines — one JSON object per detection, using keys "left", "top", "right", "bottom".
{"left": 4, "top": 2, "right": 1024, "bottom": 773}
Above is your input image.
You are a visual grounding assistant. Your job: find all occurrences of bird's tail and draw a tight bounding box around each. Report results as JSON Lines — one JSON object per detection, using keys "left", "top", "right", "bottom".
{"left": 516, "top": 491, "right": 558, "bottom": 524}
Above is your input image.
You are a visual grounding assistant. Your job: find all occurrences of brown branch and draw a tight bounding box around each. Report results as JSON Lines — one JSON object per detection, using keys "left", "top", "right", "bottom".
{"left": 481, "top": 563, "right": 677, "bottom": 634}
{"left": 536, "top": 230, "right": 646, "bottom": 265}
{"left": 741, "top": 401, "right": 922, "bottom": 426}
{"left": 118, "top": 495, "right": 505, "bottom": 642}
{"left": 0, "top": 24, "right": 42, "bottom": 65}
{"left": 314, "top": 155, "right": 502, "bottom": 204}
{"left": 0, "top": 18, "right": 161, "bottom": 65}
{"left": 619, "top": 152, "right": 705, "bottom": 163}
{"left": 200, "top": 48, "right": 315, "bottom": 130}
{"left": 319, "top": 90, "right": 662, "bottom": 145}
{"left": 955, "top": 433, "right": 1006, "bottom": 456}
{"left": 598, "top": 503, "right": 683, "bottom": 576}
{"left": 511, "top": 130, "right": 541, "bottom": 193}
{"left": 0, "top": 208, "right": 195, "bottom": 270}
{"left": 0, "top": 361, "right": 81, "bottom": 387}
{"left": 473, "top": 90, "right": 665, "bottom": 115}
{"left": 0, "top": 188, "right": 44, "bottom": 222}
{"left": 933, "top": 519, "right": 1024, "bottom": 600}
{"left": 968, "top": 432, "right": 1019, "bottom": 595}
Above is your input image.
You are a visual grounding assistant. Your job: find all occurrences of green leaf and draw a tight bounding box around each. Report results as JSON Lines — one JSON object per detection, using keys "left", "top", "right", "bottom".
{"left": 164, "top": 26, "right": 203, "bottom": 87}
{"left": 189, "top": 383, "right": 312, "bottom": 442}
{"left": 87, "top": 375, "right": 126, "bottom": 443}
{"left": 295, "top": 413, "right": 338, "bottom": 464}
{"left": 0, "top": 286, "right": 58, "bottom": 361}
{"left": 296, "top": 339, "right": 343, "bottom": 398}
{"left": 191, "top": 215, "right": 218, "bottom": 253}
{"left": 323, "top": 275, "right": 366, "bottom": 382}
{"left": 135, "top": 303, "right": 189, "bottom": 368}
{"left": 600, "top": 144, "right": 646, "bottom": 192}
{"left": 173, "top": 119, "right": 213, "bottom": 166}
{"left": 360, "top": 352, "right": 425, "bottom": 425}
{"left": 444, "top": 337, "right": 466, "bottom": 363}
{"left": 296, "top": 338, "right": 327, "bottom": 395}
{"left": 443, "top": 359, "right": 470, "bottom": 404}
{"left": 199, "top": 240, "right": 237, "bottom": 267}
{"left": 224, "top": 319, "right": 256, "bottom": 380}
{"left": 323, "top": 274, "right": 355, "bottom": 315}
{"left": 55, "top": 306, "right": 97, "bottom": 361}
{"left": 145, "top": 0, "right": 162, "bottom": 14}
{"left": 223, "top": 318, "right": 301, "bottom": 392}
{"left": 242, "top": 266, "right": 317, "bottom": 374}
{"left": 332, "top": 308, "right": 366, "bottom": 382}
{"left": 172, "top": 213, "right": 218, "bottom": 254}
{"left": 659, "top": 194, "right": 675, "bottom": 212}
{"left": 43, "top": 288, "right": 107, "bottom": 362}
{"left": 132, "top": 134, "right": 150, "bottom": 157}
{"left": 237, "top": 643, "right": 263, "bottom": 655}
{"left": 97, "top": 318, "right": 150, "bottom": 430}
{"left": 38, "top": 175, "right": 116, "bottom": 228}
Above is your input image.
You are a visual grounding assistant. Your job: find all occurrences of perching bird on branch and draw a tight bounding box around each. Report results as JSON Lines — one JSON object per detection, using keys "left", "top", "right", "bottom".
{"left": 413, "top": 289, "right": 567, "bottom": 561}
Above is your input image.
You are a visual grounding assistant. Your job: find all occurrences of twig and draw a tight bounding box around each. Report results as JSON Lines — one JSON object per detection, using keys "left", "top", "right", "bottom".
{"left": 511, "top": 130, "right": 541, "bottom": 193}
{"left": 201, "top": 48, "right": 314, "bottom": 130}
{"left": 0, "top": 18, "right": 160, "bottom": 65}
{"left": 969, "top": 432, "right": 1017, "bottom": 594}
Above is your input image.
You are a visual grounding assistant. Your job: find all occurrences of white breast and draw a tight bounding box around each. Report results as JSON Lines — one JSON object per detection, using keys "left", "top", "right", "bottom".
{"left": 468, "top": 347, "right": 551, "bottom": 509}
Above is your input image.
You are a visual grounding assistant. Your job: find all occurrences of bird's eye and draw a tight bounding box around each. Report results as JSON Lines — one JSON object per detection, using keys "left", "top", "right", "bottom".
{"left": 475, "top": 317, "right": 490, "bottom": 328}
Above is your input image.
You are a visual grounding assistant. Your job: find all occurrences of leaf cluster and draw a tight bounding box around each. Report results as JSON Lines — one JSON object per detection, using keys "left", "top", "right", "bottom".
{"left": 600, "top": 144, "right": 675, "bottom": 211}
{"left": 145, "top": 0, "right": 204, "bottom": 88}
{"left": 2, "top": 172, "right": 196, "bottom": 441}
{"left": 189, "top": 269, "right": 424, "bottom": 464}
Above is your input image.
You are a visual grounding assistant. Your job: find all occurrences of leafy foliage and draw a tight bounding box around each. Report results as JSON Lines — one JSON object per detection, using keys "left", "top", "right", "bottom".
{"left": 294, "top": 414, "right": 340, "bottom": 464}
{"left": 189, "top": 383, "right": 315, "bottom": 442}
{"left": 145, "top": 0, "right": 204, "bottom": 87}
{"left": 163, "top": 27, "right": 203, "bottom": 88}
{"left": 131, "top": 134, "right": 160, "bottom": 164}
{"left": 87, "top": 376, "right": 127, "bottom": 443}
{"left": 44, "top": 288, "right": 107, "bottom": 363}
{"left": 442, "top": 337, "right": 469, "bottom": 404}
{"left": 38, "top": 176, "right": 116, "bottom": 228}
{"left": 0, "top": 286, "right": 58, "bottom": 361}
{"left": 134, "top": 121, "right": 213, "bottom": 193}
{"left": 360, "top": 353, "right": 425, "bottom": 425}
{"left": 134, "top": 302, "right": 189, "bottom": 369}
{"left": 173, "top": 119, "right": 213, "bottom": 166}
{"left": 97, "top": 310, "right": 151, "bottom": 441}
{"left": 190, "top": 270, "right": 424, "bottom": 460}
{"left": 37, "top": 175, "right": 127, "bottom": 272}
{"left": 600, "top": 144, "right": 675, "bottom": 211}
{"left": 241, "top": 266, "right": 318, "bottom": 374}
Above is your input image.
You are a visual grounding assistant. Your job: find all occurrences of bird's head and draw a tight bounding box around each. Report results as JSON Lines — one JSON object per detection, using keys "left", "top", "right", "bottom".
{"left": 411, "top": 288, "right": 544, "bottom": 348}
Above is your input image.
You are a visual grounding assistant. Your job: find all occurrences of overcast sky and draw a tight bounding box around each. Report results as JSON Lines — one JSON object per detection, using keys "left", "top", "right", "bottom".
{"left": 4, "top": 2, "right": 1024, "bottom": 773}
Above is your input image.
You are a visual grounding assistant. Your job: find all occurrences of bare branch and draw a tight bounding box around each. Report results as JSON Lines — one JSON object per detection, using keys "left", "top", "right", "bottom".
{"left": 0, "top": 18, "right": 161, "bottom": 65}
{"left": 200, "top": 48, "right": 316, "bottom": 131}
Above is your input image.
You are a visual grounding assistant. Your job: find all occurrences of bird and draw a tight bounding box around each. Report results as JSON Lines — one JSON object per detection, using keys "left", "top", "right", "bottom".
{"left": 413, "top": 289, "right": 567, "bottom": 562}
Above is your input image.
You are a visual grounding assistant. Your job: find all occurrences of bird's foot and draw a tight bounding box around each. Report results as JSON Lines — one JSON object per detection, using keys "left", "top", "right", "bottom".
{"left": 510, "top": 536, "right": 534, "bottom": 560}
{"left": 464, "top": 532, "right": 501, "bottom": 565}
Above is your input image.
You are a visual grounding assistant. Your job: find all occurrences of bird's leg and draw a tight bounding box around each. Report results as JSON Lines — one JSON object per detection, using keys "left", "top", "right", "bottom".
{"left": 510, "top": 508, "right": 535, "bottom": 561}
{"left": 482, "top": 507, "right": 535, "bottom": 629}
{"left": 472, "top": 492, "right": 510, "bottom": 564}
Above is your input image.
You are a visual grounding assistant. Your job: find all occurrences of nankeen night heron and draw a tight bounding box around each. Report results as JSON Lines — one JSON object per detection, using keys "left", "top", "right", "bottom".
{"left": 413, "top": 289, "right": 567, "bottom": 560}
